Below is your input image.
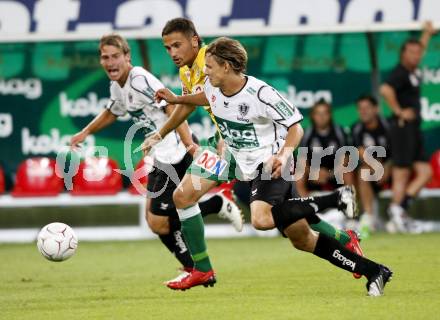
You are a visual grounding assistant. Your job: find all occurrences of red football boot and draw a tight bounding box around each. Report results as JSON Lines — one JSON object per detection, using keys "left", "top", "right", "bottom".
{"left": 167, "top": 269, "right": 216, "bottom": 291}
{"left": 345, "top": 229, "right": 364, "bottom": 279}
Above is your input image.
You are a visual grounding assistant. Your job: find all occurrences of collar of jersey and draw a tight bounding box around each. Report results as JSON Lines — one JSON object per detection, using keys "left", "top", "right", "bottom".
{"left": 220, "top": 75, "right": 248, "bottom": 98}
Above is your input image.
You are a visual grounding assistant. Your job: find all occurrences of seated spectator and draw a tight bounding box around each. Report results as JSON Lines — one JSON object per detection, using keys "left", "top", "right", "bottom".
{"left": 352, "top": 94, "right": 391, "bottom": 237}
{"left": 296, "top": 100, "right": 354, "bottom": 197}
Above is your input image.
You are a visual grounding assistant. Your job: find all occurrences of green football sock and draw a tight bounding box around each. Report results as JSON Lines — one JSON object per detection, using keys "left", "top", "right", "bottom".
{"left": 178, "top": 205, "right": 212, "bottom": 272}
{"left": 310, "top": 219, "right": 351, "bottom": 246}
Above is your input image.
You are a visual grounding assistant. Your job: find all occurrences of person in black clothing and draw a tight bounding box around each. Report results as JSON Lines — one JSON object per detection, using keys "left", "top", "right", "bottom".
{"left": 352, "top": 94, "right": 391, "bottom": 236}
{"left": 296, "top": 100, "right": 354, "bottom": 197}
{"left": 380, "top": 21, "right": 436, "bottom": 232}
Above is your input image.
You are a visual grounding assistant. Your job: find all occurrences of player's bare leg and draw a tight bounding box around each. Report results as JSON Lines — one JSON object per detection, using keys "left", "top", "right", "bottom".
{"left": 250, "top": 200, "right": 275, "bottom": 230}
{"left": 146, "top": 210, "right": 170, "bottom": 235}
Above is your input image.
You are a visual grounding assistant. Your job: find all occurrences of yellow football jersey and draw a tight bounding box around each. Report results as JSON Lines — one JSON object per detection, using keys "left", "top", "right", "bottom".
{"left": 179, "top": 46, "right": 217, "bottom": 125}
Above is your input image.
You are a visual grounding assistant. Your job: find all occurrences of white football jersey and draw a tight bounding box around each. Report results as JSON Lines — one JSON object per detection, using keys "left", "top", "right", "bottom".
{"left": 203, "top": 76, "right": 303, "bottom": 176}
{"left": 106, "top": 67, "right": 187, "bottom": 164}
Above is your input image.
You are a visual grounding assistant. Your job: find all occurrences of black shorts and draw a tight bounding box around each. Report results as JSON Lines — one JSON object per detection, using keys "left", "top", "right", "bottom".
{"left": 147, "top": 152, "right": 193, "bottom": 216}
{"left": 389, "top": 118, "right": 428, "bottom": 167}
{"left": 248, "top": 165, "right": 294, "bottom": 206}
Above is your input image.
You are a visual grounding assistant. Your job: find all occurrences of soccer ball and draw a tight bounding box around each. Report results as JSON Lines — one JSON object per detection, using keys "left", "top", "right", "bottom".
{"left": 37, "top": 222, "right": 78, "bottom": 261}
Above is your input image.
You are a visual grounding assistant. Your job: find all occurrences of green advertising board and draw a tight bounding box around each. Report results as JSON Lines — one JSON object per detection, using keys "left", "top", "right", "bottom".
{"left": 1, "top": 32, "right": 439, "bottom": 177}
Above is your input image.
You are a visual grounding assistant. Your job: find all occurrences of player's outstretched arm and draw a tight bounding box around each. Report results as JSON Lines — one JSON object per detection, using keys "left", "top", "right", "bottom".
{"left": 156, "top": 88, "right": 209, "bottom": 106}
{"left": 164, "top": 104, "right": 199, "bottom": 156}
{"left": 141, "top": 104, "right": 196, "bottom": 155}
{"left": 159, "top": 104, "right": 196, "bottom": 139}
{"left": 142, "top": 88, "right": 211, "bottom": 155}
{"left": 70, "top": 109, "right": 117, "bottom": 149}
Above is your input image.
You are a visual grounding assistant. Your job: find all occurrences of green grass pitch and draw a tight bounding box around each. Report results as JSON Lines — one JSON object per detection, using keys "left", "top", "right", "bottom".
{"left": 1, "top": 233, "right": 440, "bottom": 319}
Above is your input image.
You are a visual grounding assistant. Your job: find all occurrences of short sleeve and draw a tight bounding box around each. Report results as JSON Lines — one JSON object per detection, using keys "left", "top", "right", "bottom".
{"left": 106, "top": 84, "right": 127, "bottom": 116}
{"left": 385, "top": 66, "right": 406, "bottom": 91}
{"left": 258, "top": 85, "right": 303, "bottom": 128}
{"left": 130, "top": 71, "right": 166, "bottom": 108}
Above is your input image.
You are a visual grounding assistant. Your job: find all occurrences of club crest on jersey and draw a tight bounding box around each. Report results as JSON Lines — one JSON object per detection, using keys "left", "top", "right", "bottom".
{"left": 237, "top": 103, "right": 250, "bottom": 122}
{"left": 239, "top": 103, "right": 249, "bottom": 116}
{"left": 194, "top": 149, "right": 228, "bottom": 176}
{"left": 128, "top": 93, "right": 133, "bottom": 103}
{"left": 211, "top": 95, "right": 216, "bottom": 103}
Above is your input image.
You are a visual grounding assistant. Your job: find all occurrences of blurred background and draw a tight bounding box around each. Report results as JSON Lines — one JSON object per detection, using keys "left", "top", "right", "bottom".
{"left": 1, "top": 0, "right": 439, "bottom": 242}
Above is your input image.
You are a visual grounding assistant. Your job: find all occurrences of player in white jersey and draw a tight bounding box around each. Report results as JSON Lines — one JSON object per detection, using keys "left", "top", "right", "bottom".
{"left": 146, "top": 37, "right": 393, "bottom": 295}
{"left": 70, "top": 34, "right": 243, "bottom": 282}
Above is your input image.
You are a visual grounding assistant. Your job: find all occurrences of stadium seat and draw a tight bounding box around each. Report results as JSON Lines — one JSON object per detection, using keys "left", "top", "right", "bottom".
{"left": 11, "top": 157, "right": 64, "bottom": 197}
{"left": 427, "top": 151, "right": 440, "bottom": 188}
{"left": 71, "top": 157, "right": 122, "bottom": 196}
{"left": 128, "top": 156, "right": 153, "bottom": 195}
{"left": 426, "top": 177, "right": 440, "bottom": 189}
{"left": 0, "top": 166, "right": 5, "bottom": 194}
{"left": 430, "top": 150, "right": 440, "bottom": 180}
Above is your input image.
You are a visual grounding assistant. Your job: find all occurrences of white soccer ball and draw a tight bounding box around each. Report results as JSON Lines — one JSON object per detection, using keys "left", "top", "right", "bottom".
{"left": 37, "top": 222, "right": 78, "bottom": 262}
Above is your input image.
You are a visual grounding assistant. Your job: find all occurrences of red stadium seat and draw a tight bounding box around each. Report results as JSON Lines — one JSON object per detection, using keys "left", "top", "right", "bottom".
{"left": 0, "top": 166, "right": 5, "bottom": 194}
{"left": 426, "top": 177, "right": 440, "bottom": 189}
{"left": 430, "top": 150, "right": 440, "bottom": 180}
{"left": 11, "top": 157, "right": 64, "bottom": 197}
{"left": 71, "top": 157, "right": 122, "bottom": 196}
{"left": 427, "top": 151, "right": 440, "bottom": 188}
{"left": 128, "top": 156, "right": 153, "bottom": 195}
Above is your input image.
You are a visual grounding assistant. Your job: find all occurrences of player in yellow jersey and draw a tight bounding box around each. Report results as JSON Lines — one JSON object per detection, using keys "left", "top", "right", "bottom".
{"left": 158, "top": 18, "right": 243, "bottom": 285}
{"left": 162, "top": 18, "right": 219, "bottom": 133}
{"left": 149, "top": 18, "right": 366, "bottom": 289}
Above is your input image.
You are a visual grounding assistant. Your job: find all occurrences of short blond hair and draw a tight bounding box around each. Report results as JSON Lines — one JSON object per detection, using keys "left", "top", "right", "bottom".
{"left": 99, "top": 33, "right": 130, "bottom": 55}
{"left": 206, "top": 37, "right": 247, "bottom": 73}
